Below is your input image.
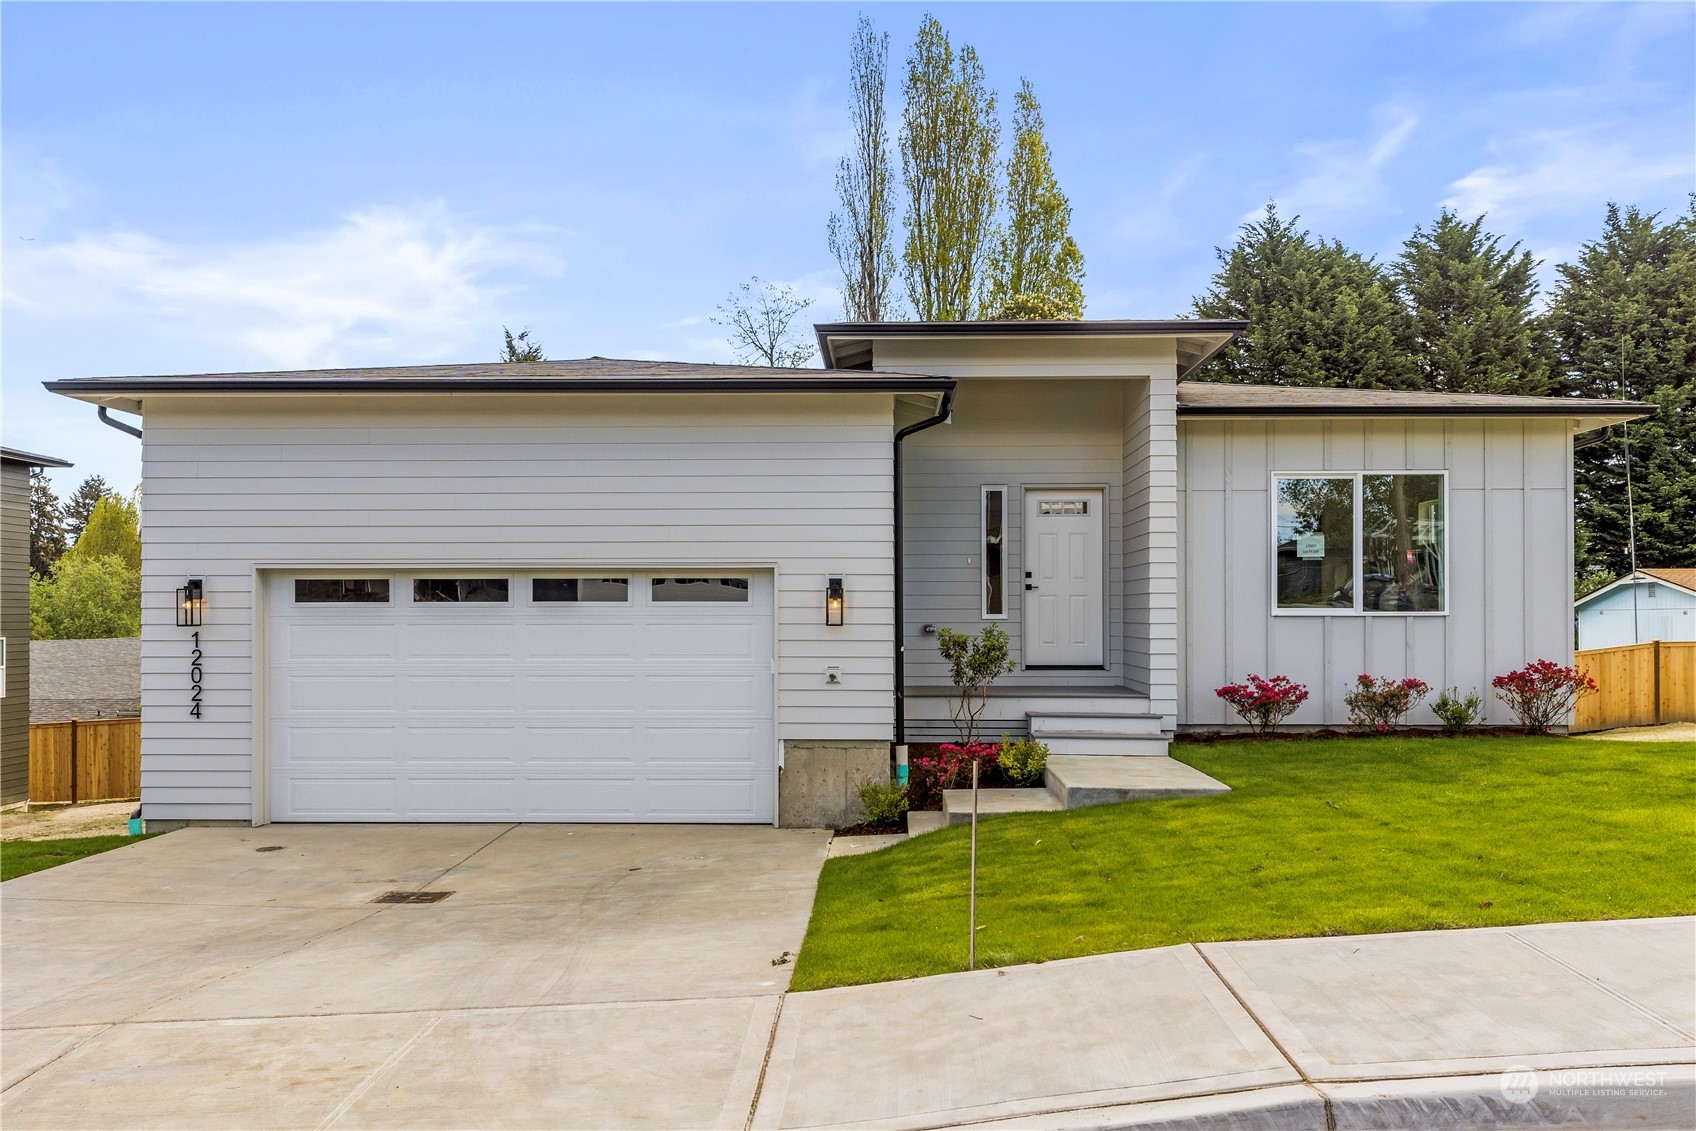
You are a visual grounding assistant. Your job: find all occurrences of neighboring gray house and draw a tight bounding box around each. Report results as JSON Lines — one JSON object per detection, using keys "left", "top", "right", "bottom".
{"left": 45, "top": 321, "right": 1652, "bottom": 829}
{"left": 1575, "top": 568, "right": 1696, "bottom": 651}
{"left": 30, "top": 638, "right": 143, "bottom": 723}
{"left": 1, "top": 446, "right": 74, "bottom": 807}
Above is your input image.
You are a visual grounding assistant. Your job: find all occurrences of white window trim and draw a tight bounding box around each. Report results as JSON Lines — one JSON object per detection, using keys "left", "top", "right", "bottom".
{"left": 981, "top": 485, "right": 1009, "bottom": 620}
{"left": 1269, "top": 471, "right": 1449, "bottom": 618}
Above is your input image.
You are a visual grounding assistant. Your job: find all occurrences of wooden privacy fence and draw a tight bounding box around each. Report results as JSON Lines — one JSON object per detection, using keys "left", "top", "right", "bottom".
{"left": 28, "top": 718, "right": 141, "bottom": 804}
{"left": 1573, "top": 641, "right": 1696, "bottom": 734}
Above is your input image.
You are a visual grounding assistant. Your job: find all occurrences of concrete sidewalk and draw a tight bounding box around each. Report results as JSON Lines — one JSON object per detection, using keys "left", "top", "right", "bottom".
{"left": 754, "top": 917, "right": 1696, "bottom": 1130}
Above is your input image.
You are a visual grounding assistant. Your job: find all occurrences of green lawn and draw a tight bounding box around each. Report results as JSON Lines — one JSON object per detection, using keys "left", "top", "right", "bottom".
{"left": 790, "top": 736, "right": 1696, "bottom": 991}
{"left": 1, "top": 835, "right": 148, "bottom": 882}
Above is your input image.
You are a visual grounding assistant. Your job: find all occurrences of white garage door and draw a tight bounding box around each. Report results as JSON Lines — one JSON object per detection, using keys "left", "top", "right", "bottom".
{"left": 266, "top": 572, "right": 775, "bottom": 823}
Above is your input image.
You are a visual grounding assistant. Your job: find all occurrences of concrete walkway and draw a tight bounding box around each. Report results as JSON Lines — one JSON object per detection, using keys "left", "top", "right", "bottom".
{"left": 4, "top": 828, "right": 1691, "bottom": 1129}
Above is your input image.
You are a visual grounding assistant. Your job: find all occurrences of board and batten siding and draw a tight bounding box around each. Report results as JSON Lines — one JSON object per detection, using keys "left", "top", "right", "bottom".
{"left": 900, "top": 379, "right": 1129, "bottom": 690}
{"left": 1, "top": 460, "right": 31, "bottom": 804}
{"left": 1178, "top": 416, "right": 1574, "bottom": 727}
{"left": 136, "top": 393, "right": 896, "bottom": 824}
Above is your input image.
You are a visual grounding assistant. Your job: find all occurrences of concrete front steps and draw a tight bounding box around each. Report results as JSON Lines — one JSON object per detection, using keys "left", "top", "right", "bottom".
{"left": 918, "top": 754, "right": 1232, "bottom": 832}
{"left": 1029, "top": 713, "right": 1171, "bottom": 756}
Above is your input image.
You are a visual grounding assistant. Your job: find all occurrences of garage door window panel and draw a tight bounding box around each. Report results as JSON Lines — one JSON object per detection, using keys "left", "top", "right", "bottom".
{"left": 295, "top": 579, "right": 391, "bottom": 603}
{"left": 652, "top": 577, "right": 750, "bottom": 603}
{"left": 532, "top": 578, "right": 630, "bottom": 603}
{"left": 413, "top": 578, "right": 510, "bottom": 603}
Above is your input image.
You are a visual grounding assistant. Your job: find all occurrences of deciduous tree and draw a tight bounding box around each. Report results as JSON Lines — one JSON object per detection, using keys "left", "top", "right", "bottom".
{"left": 712, "top": 277, "right": 818, "bottom": 368}
{"left": 900, "top": 16, "right": 999, "bottom": 320}
{"left": 986, "top": 79, "right": 1084, "bottom": 320}
{"left": 64, "top": 495, "right": 141, "bottom": 572}
{"left": 30, "top": 554, "right": 141, "bottom": 640}
{"left": 63, "top": 475, "right": 112, "bottom": 544}
{"left": 828, "top": 16, "right": 899, "bottom": 322}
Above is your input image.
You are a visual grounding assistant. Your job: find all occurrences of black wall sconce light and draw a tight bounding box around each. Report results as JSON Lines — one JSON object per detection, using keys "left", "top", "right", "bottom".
{"left": 177, "top": 579, "right": 205, "bottom": 627}
{"left": 825, "top": 577, "right": 845, "bottom": 626}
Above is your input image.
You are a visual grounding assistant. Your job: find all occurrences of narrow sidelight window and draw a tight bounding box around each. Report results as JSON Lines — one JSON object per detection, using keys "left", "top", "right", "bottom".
{"left": 652, "top": 577, "right": 749, "bottom": 603}
{"left": 1275, "top": 477, "right": 1355, "bottom": 609}
{"left": 413, "top": 578, "right": 510, "bottom": 603}
{"left": 1361, "top": 474, "right": 1445, "bottom": 611}
{"left": 982, "top": 486, "right": 1007, "bottom": 618}
{"left": 533, "top": 578, "right": 630, "bottom": 603}
{"left": 295, "top": 579, "right": 390, "bottom": 603}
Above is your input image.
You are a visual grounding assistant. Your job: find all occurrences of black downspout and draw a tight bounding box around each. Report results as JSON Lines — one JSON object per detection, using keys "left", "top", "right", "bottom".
{"left": 893, "top": 388, "right": 954, "bottom": 744}
{"left": 98, "top": 406, "right": 143, "bottom": 439}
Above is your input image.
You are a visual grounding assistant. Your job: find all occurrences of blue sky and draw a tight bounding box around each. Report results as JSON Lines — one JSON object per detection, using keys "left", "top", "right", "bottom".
{"left": 5, "top": 2, "right": 1692, "bottom": 495}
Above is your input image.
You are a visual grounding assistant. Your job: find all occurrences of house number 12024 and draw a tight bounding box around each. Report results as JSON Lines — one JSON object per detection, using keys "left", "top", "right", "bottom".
{"left": 189, "top": 631, "right": 204, "bottom": 719}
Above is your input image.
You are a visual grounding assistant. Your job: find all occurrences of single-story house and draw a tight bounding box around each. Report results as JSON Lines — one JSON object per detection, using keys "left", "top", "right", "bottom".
{"left": 30, "top": 637, "right": 143, "bottom": 723}
{"left": 1, "top": 446, "right": 74, "bottom": 808}
{"left": 1575, "top": 568, "right": 1696, "bottom": 651}
{"left": 45, "top": 320, "right": 1653, "bottom": 829}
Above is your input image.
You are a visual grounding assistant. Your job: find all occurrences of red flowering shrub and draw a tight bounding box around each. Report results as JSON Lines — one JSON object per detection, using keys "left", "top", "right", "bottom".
{"left": 1344, "top": 675, "right": 1431, "bottom": 732}
{"left": 908, "top": 742, "right": 1002, "bottom": 809}
{"left": 1214, "top": 675, "right": 1309, "bottom": 736}
{"left": 1492, "top": 660, "right": 1598, "bottom": 734}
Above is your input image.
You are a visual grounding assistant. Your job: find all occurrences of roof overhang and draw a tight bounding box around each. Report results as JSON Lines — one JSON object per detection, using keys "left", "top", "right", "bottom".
{"left": 0, "top": 446, "right": 73, "bottom": 469}
{"left": 1575, "top": 569, "right": 1696, "bottom": 608}
{"left": 44, "top": 359, "right": 956, "bottom": 411}
{"left": 814, "top": 319, "right": 1248, "bottom": 379}
{"left": 1176, "top": 381, "right": 1655, "bottom": 432}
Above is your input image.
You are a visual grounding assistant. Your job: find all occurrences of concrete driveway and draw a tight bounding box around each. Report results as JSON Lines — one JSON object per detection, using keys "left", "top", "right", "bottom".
{"left": 1, "top": 824, "right": 830, "bottom": 1130}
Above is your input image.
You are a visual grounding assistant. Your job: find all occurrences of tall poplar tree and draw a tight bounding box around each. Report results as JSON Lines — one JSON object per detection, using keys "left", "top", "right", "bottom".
{"left": 1549, "top": 200, "right": 1696, "bottom": 575}
{"left": 1191, "top": 205, "right": 1419, "bottom": 389}
{"left": 1394, "top": 210, "right": 1549, "bottom": 395}
{"left": 986, "top": 79, "right": 1084, "bottom": 320}
{"left": 828, "top": 16, "right": 898, "bottom": 322}
{"left": 899, "top": 16, "right": 999, "bottom": 321}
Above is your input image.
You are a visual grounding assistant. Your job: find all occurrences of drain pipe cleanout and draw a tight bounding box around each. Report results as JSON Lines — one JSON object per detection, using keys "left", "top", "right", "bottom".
{"left": 892, "top": 386, "right": 954, "bottom": 781}
{"left": 98, "top": 406, "right": 143, "bottom": 439}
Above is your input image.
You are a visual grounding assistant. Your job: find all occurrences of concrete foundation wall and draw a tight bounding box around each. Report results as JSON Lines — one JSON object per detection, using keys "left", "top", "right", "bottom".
{"left": 779, "top": 740, "right": 890, "bottom": 828}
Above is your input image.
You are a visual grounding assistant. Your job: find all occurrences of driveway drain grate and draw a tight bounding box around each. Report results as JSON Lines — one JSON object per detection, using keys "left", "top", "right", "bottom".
{"left": 372, "top": 890, "right": 454, "bottom": 904}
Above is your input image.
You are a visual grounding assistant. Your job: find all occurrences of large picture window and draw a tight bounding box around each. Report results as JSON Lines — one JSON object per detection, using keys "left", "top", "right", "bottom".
{"left": 1274, "top": 473, "right": 1445, "bottom": 614}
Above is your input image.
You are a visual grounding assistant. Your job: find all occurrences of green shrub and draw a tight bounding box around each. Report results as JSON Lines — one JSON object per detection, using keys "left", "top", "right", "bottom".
{"left": 856, "top": 778, "right": 910, "bottom": 827}
{"left": 1432, "top": 687, "right": 1482, "bottom": 733}
{"left": 998, "top": 735, "right": 1050, "bottom": 786}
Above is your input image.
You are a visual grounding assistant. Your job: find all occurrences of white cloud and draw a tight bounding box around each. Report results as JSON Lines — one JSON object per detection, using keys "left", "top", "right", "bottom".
{"left": 1254, "top": 107, "right": 1419, "bottom": 223}
{"left": 4, "top": 202, "right": 561, "bottom": 370}
{"left": 1443, "top": 131, "right": 1692, "bottom": 225}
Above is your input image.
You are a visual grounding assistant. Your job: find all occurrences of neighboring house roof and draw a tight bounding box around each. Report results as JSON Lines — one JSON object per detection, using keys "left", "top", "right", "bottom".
{"left": 1577, "top": 569, "right": 1696, "bottom": 609}
{"left": 45, "top": 358, "right": 955, "bottom": 410}
{"left": 815, "top": 319, "right": 1248, "bottom": 378}
{"left": 29, "top": 638, "right": 142, "bottom": 723}
{"left": 1176, "top": 381, "right": 1653, "bottom": 429}
{"left": 0, "top": 446, "right": 72, "bottom": 468}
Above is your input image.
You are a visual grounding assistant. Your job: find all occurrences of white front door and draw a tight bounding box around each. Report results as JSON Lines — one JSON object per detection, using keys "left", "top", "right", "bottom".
{"left": 1023, "top": 489, "right": 1105, "bottom": 667}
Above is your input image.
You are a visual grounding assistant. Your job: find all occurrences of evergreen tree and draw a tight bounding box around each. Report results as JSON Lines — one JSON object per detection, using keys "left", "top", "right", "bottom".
{"left": 828, "top": 16, "right": 899, "bottom": 322}
{"left": 500, "top": 327, "right": 545, "bottom": 362}
{"left": 900, "top": 16, "right": 999, "bottom": 320}
{"left": 1552, "top": 200, "right": 1696, "bottom": 575}
{"left": 1191, "top": 205, "right": 1419, "bottom": 389}
{"left": 1394, "top": 210, "right": 1549, "bottom": 394}
{"left": 986, "top": 79, "right": 1084, "bottom": 320}
{"left": 64, "top": 494, "right": 141, "bottom": 572}
{"left": 29, "top": 468, "right": 66, "bottom": 576}
{"left": 63, "top": 475, "right": 112, "bottom": 544}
